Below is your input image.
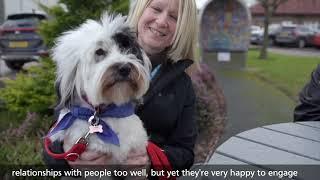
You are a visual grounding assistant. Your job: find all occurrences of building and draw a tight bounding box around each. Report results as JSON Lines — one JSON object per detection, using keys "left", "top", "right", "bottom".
{"left": 250, "top": 0, "right": 320, "bottom": 28}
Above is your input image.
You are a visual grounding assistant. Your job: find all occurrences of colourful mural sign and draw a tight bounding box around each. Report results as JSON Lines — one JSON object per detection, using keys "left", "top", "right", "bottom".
{"left": 201, "top": 0, "right": 250, "bottom": 52}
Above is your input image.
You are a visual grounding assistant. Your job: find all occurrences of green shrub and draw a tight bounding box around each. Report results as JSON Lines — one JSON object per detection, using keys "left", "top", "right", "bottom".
{"left": 0, "top": 58, "right": 56, "bottom": 118}
{"left": 0, "top": 136, "right": 44, "bottom": 165}
{"left": 39, "top": 0, "right": 129, "bottom": 47}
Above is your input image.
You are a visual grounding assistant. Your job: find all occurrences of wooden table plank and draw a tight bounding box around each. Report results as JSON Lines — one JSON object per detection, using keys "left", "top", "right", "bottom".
{"left": 207, "top": 152, "right": 248, "bottom": 165}
{"left": 263, "top": 123, "right": 320, "bottom": 142}
{"left": 207, "top": 122, "right": 320, "bottom": 179}
{"left": 214, "top": 137, "right": 320, "bottom": 165}
{"left": 236, "top": 127, "right": 320, "bottom": 161}
{"left": 296, "top": 121, "right": 320, "bottom": 129}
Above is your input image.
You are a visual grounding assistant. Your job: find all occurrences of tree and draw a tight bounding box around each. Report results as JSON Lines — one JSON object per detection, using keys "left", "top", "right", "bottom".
{"left": 258, "top": 0, "right": 288, "bottom": 60}
{"left": 39, "top": 0, "right": 129, "bottom": 47}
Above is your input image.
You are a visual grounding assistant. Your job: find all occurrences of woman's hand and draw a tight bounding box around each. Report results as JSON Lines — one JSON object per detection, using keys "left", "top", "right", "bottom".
{"left": 125, "top": 150, "right": 150, "bottom": 180}
{"left": 67, "top": 150, "right": 112, "bottom": 166}
{"left": 125, "top": 150, "right": 150, "bottom": 165}
{"left": 63, "top": 137, "right": 149, "bottom": 167}
{"left": 63, "top": 138, "right": 112, "bottom": 168}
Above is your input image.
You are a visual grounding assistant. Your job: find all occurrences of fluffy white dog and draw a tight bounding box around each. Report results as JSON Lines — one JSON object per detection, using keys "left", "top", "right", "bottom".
{"left": 46, "top": 12, "right": 150, "bottom": 164}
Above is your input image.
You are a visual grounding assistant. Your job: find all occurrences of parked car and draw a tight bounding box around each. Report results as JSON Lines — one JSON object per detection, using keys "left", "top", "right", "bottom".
{"left": 275, "top": 25, "right": 315, "bottom": 48}
{"left": 313, "top": 33, "right": 320, "bottom": 48}
{"left": 0, "top": 13, "right": 48, "bottom": 70}
{"left": 250, "top": 24, "right": 281, "bottom": 46}
{"left": 268, "top": 24, "right": 281, "bottom": 46}
{"left": 250, "top": 25, "right": 263, "bottom": 44}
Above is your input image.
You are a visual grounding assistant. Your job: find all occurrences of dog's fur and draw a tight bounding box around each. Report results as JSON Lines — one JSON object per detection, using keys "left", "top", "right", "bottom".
{"left": 49, "top": 12, "right": 150, "bottom": 164}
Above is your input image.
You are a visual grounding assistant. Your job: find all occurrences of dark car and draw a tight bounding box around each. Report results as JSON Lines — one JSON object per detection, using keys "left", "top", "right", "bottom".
{"left": 0, "top": 13, "right": 48, "bottom": 70}
{"left": 275, "top": 25, "right": 315, "bottom": 48}
{"left": 250, "top": 25, "right": 281, "bottom": 46}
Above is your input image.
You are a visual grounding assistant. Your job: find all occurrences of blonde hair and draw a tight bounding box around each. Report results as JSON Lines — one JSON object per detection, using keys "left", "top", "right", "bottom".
{"left": 127, "top": 0, "right": 199, "bottom": 66}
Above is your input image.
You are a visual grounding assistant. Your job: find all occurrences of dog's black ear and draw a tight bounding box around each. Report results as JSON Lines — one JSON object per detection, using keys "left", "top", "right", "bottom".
{"left": 54, "top": 80, "right": 72, "bottom": 111}
{"left": 113, "top": 27, "right": 143, "bottom": 63}
{"left": 54, "top": 80, "right": 62, "bottom": 109}
{"left": 56, "top": 61, "right": 79, "bottom": 109}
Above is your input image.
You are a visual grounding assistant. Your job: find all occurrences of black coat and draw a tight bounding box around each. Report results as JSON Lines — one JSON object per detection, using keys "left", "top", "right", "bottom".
{"left": 294, "top": 64, "right": 320, "bottom": 121}
{"left": 43, "top": 59, "right": 197, "bottom": 171}
{"left": 137, "top": 59, "right": 197, "bottom": 171}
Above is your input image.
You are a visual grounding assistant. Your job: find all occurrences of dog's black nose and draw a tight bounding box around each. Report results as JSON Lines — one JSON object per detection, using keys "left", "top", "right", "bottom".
{"left": 118, "top": 64, "right": 131, "bottom": 77}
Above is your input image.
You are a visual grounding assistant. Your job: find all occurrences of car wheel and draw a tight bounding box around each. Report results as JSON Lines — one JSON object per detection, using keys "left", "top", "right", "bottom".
{"left": 4, "top": 61, "right": 24, "bottom": 70}
{"left": 298, "top": 39, "right": 305, "bottom": 48}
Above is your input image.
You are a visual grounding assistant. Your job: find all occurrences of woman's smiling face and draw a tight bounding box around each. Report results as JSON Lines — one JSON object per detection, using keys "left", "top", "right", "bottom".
{"left": 137, "top": 0, "right": 179, "bottom": 55}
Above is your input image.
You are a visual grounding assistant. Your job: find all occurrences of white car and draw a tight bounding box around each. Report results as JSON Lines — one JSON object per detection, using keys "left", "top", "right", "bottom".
{"left": 250, "top": 25, "right": 264, "bottom": 44}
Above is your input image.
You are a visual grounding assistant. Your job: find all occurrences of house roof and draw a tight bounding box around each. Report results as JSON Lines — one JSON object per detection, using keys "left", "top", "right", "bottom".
{"left": 251, "top": 0, "right": 320, "bottom": 15}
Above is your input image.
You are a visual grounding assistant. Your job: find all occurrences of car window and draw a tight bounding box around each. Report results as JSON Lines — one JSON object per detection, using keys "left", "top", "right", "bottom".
{"left": 299, "top": 27, "right": 307, "bottom": 32}
{"left": 282, "top": 27, "right": 296, "bottom": 31}
{"left": 2, "top": 18, "right": 40, "bottom": 28}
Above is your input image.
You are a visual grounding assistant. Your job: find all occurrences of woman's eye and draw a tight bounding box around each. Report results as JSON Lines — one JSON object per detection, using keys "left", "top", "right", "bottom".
{"left": 170, "top": 15, "right": 177, "bottom": 21}
{"left": 151, "top": 6, "right": 161, "bottom": 12}
{"left": 95, "top": 48, "right": 106, "bottom": 56}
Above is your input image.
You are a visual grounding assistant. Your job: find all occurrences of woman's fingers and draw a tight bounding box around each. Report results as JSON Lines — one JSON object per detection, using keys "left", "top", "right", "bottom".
{"left": 126, "top": 150, "right": 150, "bottom": 165}
{"left": 63, "top": 137, "right": 112, "bottom": 166}
{"left": 79, "top": 151, "right": 111, "bottom": 161}
{"left": 68, "top": 154, "right": 110, "bottom": 166}
{"left": 67, "top": 151, "right": 112, "bottom": 168}
{"left": 126, "top": 155, "right": 149, "bottom": 165}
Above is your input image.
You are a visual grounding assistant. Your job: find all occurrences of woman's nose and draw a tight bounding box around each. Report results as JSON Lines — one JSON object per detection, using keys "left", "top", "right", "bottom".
{"left": 155, "top": 13, "right": 169, "bottom": 28}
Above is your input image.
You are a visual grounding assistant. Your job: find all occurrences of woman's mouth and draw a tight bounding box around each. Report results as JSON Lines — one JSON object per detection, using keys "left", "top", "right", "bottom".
{"left": 149, "top": 27, "right": 166, "bottom": 37}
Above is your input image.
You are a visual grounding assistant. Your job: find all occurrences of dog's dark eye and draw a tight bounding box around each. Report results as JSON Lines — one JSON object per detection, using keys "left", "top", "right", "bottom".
{"left": 95, "top": 48, "right": 106, "bottom": 56}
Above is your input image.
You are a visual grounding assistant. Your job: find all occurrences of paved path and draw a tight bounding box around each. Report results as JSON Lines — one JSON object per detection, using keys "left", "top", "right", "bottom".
{"left": 268, "top": 47, "right": 320, "bottom": 58}
{"left": 212, "top": 68, "right": 296, "bottom": 146}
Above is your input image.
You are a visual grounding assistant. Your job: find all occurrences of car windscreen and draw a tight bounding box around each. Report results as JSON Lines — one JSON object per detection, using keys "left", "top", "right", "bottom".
{"left": 1, "top": 18, "right": 40, "bottom": 28}
{"left": 282, "top": 27, "right": 296, "bottom": 31}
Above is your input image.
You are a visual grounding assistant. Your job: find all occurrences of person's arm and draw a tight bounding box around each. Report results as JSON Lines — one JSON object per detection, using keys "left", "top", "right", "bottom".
{"left": 43, "top": 139, "right": 115, "bottom": 170}
{"left": 42, "top": 140, "right": 71, "bottom": 170}
{"left": 161, "top": 75, "right": 197, "bottom": 171}
{"left": 294, "top": 65, "right": 320, "bottom": 122}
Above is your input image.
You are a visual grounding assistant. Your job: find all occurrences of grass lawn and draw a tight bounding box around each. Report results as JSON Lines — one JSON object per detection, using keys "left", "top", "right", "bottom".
{"left": 247, "top": 49, "right": 320, "bottom": 101}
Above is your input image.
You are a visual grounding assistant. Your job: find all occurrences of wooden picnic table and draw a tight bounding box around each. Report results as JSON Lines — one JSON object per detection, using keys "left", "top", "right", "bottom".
{"left": 205, "top": 121, "right": 320, "bottom": 179}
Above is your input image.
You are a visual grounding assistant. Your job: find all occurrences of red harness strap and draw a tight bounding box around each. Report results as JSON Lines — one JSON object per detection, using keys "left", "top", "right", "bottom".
{"left": 45, "top": 138, "right": 176, "bottom": 179}
{"left": 147, "top": 141, "right": 176, "bottom": 180}
{"left": 44, "top": 137, "right": 87, "bottom": 162}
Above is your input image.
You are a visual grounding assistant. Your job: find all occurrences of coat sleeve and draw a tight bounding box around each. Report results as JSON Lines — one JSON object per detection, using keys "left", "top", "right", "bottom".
{"left": 294, "top": 65, "right": 320, "bottom": 122}
{"left": 42, "top": 140, "right": 71, "bottom": 170}
{"left": 161, "top": 74, "right": 198, "bottom": 171}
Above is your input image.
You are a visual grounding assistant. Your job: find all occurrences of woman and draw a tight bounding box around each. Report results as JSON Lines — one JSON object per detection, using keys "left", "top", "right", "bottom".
{"left": 44, "top": 0, "right": 199, "bottom": 172}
